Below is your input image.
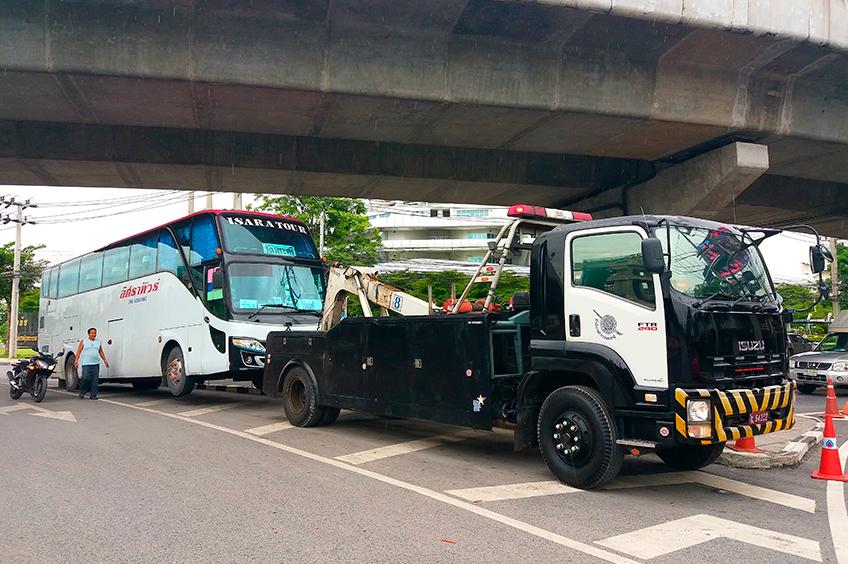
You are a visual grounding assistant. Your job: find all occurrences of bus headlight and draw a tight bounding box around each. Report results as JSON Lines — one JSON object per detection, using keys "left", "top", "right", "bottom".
{"left": 231, "top": 338, "right": 266, "bottom": 354}
{"left": 687, "top": 399, "right": 711, "bottom": 422}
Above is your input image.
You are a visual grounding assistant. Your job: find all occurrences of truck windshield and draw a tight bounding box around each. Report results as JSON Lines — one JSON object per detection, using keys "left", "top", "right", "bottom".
{"left": 815, "top": 333, "right": 848, "bottom": 352}
{"left": 228, "top": 262, "right": 325, "bottom": 313}
{"left": 219, "top": 214, "right": 319, "bottom": 259}
{"left": 655, "top": 225, "right": 775, "bottom": 303}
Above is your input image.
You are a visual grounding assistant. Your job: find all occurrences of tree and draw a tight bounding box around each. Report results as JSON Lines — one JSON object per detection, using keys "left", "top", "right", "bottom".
{"left": 0, "top": 243, "right": 48, "bottom": 351}
{"left": 251, "top": 196, "right": 381, "bottom": 265}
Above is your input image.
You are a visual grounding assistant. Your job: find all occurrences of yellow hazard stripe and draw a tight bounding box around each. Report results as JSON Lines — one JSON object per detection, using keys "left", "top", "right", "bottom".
{"left": 675, "top": 388, "right": 688, "bottom": 408}
{"left": 781, "top": 386, "right": 792, "bottom": 407}
{"left": 770, "top": 387, "right": 782, "bottom": 410}
{"left": 743, "top": 390, "right": 757, "bottom": 413}
{"left": 718, "top": 391, "right": 733, "bottom": 415}
{"left": 760, "top": 388, "right": 771, "bottom": 412}
{"left": 774, "top": 418, "right": 783, "bottom": 432}
{"left": 675, "top": 413, "right": 688, "bottom": 437}
{"left": 731, "top": 391, "right": 746, "bottom": 413}
{"left": 713, "top": 407, "right": 727, "bottom": 442}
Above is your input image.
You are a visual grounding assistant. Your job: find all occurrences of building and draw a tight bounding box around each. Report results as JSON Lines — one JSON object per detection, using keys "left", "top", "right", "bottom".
{"left": 367, "top": 201, "right": 513, "bottom": 263}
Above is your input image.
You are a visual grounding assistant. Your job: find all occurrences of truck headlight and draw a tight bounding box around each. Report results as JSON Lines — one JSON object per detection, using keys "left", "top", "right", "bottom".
{"left": 788, "top": 359, "right": 796, "bottom": 369}
{"left": 831, "top": 361, "right": 848, "bottom": 372}
{"left": 687, "top": 399, "right": 711, "bottom": 422}
{"left": 231, "top": 338, "right": 266, "bottom": 354}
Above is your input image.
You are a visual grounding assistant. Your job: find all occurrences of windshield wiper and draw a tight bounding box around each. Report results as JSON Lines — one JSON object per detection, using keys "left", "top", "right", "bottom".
{"left": 693, "top": 293, "right": 734, "bottom": 310}
{"left": 248, "top": 303, "right": 298, "bottom": 320}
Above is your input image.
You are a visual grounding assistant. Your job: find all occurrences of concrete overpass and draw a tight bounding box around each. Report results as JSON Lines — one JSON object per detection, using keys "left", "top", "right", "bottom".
{"left": 2, "top": 1, "right": 848, "bottom": 233}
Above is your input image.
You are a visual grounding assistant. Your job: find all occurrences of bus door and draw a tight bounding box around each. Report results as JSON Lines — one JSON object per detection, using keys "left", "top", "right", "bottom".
{"left": 105, "top": 318, "right": 125, "bottom": 378}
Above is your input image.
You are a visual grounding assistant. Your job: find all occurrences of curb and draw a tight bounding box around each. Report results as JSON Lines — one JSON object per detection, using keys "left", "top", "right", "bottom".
{"left": 717, "top": 416, "right": 824, "bottom": 469}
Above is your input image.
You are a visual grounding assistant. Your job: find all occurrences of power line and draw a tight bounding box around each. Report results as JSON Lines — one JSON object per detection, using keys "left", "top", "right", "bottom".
{"left": 34, "top": 192, "right": 203, "bottom": 224}
{"left": 36, "top": 190, "right": 181, "bottom": 207}
{"left": 32, "top": 190, "right": 188, "bottom": 222}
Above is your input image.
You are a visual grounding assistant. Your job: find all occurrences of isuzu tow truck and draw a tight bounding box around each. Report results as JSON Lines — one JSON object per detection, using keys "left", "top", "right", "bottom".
{"left": 262, "top": 205, "right": 829, "bottom": 488}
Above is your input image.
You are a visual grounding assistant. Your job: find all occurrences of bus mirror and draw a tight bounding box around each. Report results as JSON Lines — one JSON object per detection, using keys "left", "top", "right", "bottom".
{"left": 211, "top": 269, "right": 224, "bottom": 290}
{"left": 642, "top": 238, "right": 666, "bottom": 274}
{"left": 810, "top": 245, "right": 830, "bottom": 274}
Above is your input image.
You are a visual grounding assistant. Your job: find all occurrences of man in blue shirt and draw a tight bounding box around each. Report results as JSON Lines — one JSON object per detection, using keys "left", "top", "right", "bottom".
{"left": 74, "top": 328, "right": 110, "bottom": 400}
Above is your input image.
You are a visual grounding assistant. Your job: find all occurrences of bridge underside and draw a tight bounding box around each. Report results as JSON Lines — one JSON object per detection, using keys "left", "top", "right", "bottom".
{"left": 2, "top": 1, "right": 848, "bottom": 234}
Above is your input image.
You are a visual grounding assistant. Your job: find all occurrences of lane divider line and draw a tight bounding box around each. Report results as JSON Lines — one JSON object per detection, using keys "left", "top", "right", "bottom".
{"left": 177, "top": 403, "right": 245, "bottom": 418}
{"left": 136, "top": 398, "right": 173, "bottom": 407}
{"left": 245, "top": 421, "right": 293, "bottom": 436}
{"left": 51, "top": 390, "right": 637, "bottom": 564}
{"left": 336, "top": 432, "right": 478, "bottom": 465}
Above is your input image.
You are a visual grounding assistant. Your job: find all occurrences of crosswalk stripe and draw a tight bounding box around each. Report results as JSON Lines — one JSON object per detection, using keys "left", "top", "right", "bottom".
{"left": 336, "top": 431, "right": 477, "bottom": 465}
{"left": 178, "top": 403, "right": 244, "bottom": 418}
{"left": 446, "top": 481, "right": 580, "bottom": 502}
{"left": 245, "top": 421, "right": 293, "bottom": 436}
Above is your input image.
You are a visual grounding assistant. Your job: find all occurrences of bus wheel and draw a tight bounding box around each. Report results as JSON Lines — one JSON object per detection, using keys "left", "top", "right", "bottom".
{"left": 64, "top": 355, "right": 79, "bottom": 391}
{"left": 657, "top": 443, "right": 724, "bottom": 470}
{"left": 164, "top": 347, "right": 194, "bottom": 397}
{"left": 797, "top": 384, "right": 818, "bottom": 395}
{"left": 132, "top": 379, "right": 161, "bottom": 392}
{"left": 282, "top": 367, "right": 325, "bottom": 427}
{"left": 537, "top": 385, "right": 623, "bottom": 489}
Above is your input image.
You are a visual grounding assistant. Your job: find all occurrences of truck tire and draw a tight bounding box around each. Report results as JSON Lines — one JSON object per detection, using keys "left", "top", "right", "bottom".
{"left": 132, "top": 379, "right": 161, "bottom": 392}
{"left": 281, "top": 367, "right": 325, "bottom": 427}
{"left": 316, "top": 407, "right": 341, "bottom": 426}
{"left": 164, "top": 347, "right": 194, "bottom": 397}
{"left": 797, "top": 384, "right": 818, "bottom": 395}
{"left": 657, "top": 443, "right": 724, "bottom": 470}
{"left": 64, "top": 355, "right": 79, "bottom": 391}
{"left": 537, "top": 385, "right": 623, "bottom": 489}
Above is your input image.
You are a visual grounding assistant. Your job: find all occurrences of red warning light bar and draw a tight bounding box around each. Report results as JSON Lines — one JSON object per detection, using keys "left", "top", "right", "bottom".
{"left": 507, "top": 205, "right": 592, "bottom": 222}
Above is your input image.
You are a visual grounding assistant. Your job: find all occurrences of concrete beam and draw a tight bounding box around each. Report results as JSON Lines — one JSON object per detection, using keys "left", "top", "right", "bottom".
{"left": 625, "top": 142, "right": 769, "bottom": 218}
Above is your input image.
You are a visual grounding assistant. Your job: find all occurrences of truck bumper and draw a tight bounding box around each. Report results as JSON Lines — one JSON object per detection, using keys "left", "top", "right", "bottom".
{"left": 673, "top": 380, "right": 796, "bottom": 445}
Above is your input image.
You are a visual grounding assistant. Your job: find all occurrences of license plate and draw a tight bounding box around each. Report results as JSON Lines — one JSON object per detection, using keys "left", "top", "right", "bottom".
{"left": 802, "top": 369, "right": 816, "bottom": 376}
{"left": 749, "top": 411, "right": 770, "bottom": 424}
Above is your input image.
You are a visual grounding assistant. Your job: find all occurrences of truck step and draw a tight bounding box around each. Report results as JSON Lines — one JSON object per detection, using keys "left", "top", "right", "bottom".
{"left": 616, "top": 439, "right": 658, "bottom": 449}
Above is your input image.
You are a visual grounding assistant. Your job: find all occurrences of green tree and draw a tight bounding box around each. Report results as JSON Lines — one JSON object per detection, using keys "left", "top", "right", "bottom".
{"left": 251, "top": 196, "right": 381, "bottom": 266}
{"left": 20, "top": 288, "right": 41, "bottom": 312}
{"left": 0, "top": 243, "right": 48, "bottom": 350}
{"left": 775, "top": 283, "right": 831, "bottom": 337}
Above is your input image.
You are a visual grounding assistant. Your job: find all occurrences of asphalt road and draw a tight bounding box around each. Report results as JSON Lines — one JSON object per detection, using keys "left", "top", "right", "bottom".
{"left": 1, "top": 380, "right": 846, "bottom": 563}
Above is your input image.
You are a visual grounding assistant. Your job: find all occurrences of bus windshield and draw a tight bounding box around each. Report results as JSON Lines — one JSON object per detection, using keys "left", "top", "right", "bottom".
{"left": 227, "top": 263, "right": 325, "bottom": 313}
{"left": 655, "top": 225, "right": 775, "bottom": 303}
{"left": 219, "top": 214, "right": 319, "bottom": 259}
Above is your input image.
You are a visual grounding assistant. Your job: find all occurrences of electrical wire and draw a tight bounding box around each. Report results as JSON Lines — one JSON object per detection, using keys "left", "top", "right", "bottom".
{"left": 36, "top": 190, "right": 182, "bottom": 207}
{"left": 33, "top": 192, "right": 205, "bottom": 224}
{"left": 31, "top": 191, "right": 189, "bottom": 221}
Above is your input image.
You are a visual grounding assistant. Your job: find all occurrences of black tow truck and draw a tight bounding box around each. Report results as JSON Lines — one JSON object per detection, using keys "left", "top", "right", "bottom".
{"left": 262, "top": 205, "right": 829, "bottom": 488}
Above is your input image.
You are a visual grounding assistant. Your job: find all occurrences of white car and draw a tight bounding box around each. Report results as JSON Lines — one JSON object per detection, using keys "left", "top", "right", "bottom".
{"left": 788, "top": 332, "right": 848, "bottom": 394}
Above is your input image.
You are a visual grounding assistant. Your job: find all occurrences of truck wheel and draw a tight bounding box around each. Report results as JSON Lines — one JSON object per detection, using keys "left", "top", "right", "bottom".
{"left": 657, "top": 443, "right": 724, "bottom": 470}
{"left": 797, "top": 384, "right": 818, "bottom": 395}
{"left": 132, "top": 379, "right": 161, "bottom": 392}
{"left": 537, "top": 385, "right": 623, "bottom": 489}
{"left": 316, "top": 407, "right": 341, "bottom": 426}
{"left": 64, "top": 355, "right": 79, "bottom": 391}
{"left": 164, "top": 347, "right": 194, "bottom": 397}
{"left": 282, "top": 367, "right": 325, "bottom": 427}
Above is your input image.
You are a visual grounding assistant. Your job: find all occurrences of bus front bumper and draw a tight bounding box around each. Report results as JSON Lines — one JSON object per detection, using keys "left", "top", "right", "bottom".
{"left": 671, "top": 380, "right": 796, "bottom": 445}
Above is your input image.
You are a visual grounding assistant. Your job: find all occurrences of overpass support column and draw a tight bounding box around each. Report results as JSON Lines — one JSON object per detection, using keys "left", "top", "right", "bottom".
{"left": 626, "top": 142, "right": 769, "bottom": 219}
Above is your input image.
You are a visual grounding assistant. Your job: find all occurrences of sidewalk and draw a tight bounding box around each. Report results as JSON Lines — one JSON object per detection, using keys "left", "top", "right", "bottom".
{"left": 717, "top": 415, "right": 823, "bottom": 469}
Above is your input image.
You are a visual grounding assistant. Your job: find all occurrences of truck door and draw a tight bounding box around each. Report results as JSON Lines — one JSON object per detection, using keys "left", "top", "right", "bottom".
{"left": 105, "top": 318, "right": 124, "bottom": 378}
{"left": 564, "top": 226, "right": 668, "bottom": 389}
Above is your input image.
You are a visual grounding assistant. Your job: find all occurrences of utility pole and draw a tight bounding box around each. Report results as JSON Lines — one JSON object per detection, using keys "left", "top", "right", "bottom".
{"left": 319, "top": 210, "right": 326, "bottom": 257}
{"left": 830, "top": 237, "right": 840, "bottom": 316}
{"left": 206, "top": 192, "right": 214, "bottom": 210}
{"left": 1, "top": 196, "right": 35, "bottom": 359}
{"left": 187, "top": 191, "right": 195, "bottom": 213}
{"left": 232, "top": 192, "right": 243, "bottom": 210}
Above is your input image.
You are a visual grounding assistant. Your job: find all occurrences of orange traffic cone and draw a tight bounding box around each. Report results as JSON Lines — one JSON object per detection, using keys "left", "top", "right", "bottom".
{"left": 812, "top": 415, "right": 848, "bottom": 482}
{"left": 843, "top": 399, "right": 848, "bottom": 418}
{"left": 822, "top": 379, "right": 846, "bottom": 419}
{"left": 727, "top": 435, "right": 761, "bottom": 453}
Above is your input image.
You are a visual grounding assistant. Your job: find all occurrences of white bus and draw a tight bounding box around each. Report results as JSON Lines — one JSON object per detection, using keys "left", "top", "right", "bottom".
{"left": 38, "top": 210, "right": 326, "bottom": 396}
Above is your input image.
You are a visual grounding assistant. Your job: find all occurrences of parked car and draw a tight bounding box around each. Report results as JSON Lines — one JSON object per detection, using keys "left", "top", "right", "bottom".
{"left": 787, "top": 333, "right": 815, "bottom": 356}
{"left": 789, "top": 332, "right": 848, "bottom": 394}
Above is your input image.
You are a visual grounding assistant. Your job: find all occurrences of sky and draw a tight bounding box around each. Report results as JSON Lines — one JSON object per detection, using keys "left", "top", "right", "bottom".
{"left": 0, "top": 185, "right": 820, "bottom": 285}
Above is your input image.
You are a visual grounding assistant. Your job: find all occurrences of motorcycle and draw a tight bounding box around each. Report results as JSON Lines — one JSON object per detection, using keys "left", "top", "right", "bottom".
{"left": 7, "top": 349, "right": 63, "bottom": 403}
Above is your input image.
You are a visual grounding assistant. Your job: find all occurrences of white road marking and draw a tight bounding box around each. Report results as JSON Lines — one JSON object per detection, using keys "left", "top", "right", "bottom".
{"left": 136, "top": 398, "right": 172, "bottom": 407}
{"left": 62, "top": 391, "right": 637, "bottom": 564}
{"left": 245, "top": 421, "right": 293, "bottom": 436}
{"left": 827, "top": 440, "right": 848, "bottom": 564}
{"left": 0, "top": 404, "right": 31, "bottom": 415}
{"left": 447, "top": 481, "right": 580, "bottom": 502}
{"left": 446, "top": 471, "right": 815, "bottom": 513}
{"left": 336, "top": 431, "right": 478, "bottom": 465}
{"left": 177, "top": 403, "right": 244, "bottom": 418}
{"left": 596, "top": 514, "right": 821, "bottom": 562}
{"left": 29, "top": 409, "right": 77, "bottom": 423}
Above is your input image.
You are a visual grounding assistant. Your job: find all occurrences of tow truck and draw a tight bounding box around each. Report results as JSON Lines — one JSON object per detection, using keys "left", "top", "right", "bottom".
{"left": 262, "top": 205, "right": 829, "bottom": 488}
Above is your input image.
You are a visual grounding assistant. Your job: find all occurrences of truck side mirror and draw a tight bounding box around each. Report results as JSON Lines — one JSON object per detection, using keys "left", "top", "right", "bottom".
{"left": 809, "top": 244, "right": 832, "bottom": 274}
{"left": 642, "top": 238, "right": 666, "bottom": 274}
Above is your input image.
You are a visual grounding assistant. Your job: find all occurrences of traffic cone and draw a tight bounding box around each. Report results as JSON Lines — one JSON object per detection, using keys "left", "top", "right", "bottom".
{"left": 727, "top": 435, "right": 761, "bottom": 453}
{"left": 843, "top": 399, "right": 848, "bottom": 418}
{"left": 811, "top": 415, "right": 848, "bottom": 482}
{"left": 822, "top": 379, "right": 846, "bottom": 419}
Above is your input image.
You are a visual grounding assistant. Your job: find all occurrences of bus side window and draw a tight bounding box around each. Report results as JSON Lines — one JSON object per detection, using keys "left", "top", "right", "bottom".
{"left": 49, "top": 266, "right": 59, "bottom": 299}
{"left": 79, "top": 253, "right": 104, "bottom": 292}
{"left": 129, "top": 235, "right": 157, "bottom": 279}
{"left": 158, "top": 230, "right": 183, "bottom": 275}
{"left": 41, "top": 267, "right": 51, "bottom": 297}
{"left": 102, "top": 246, "right": 130, "bottom": 286}
{"left": 57, "top": 259, "right": 80, "bottom": 298}
{"left": 190, "top": 215, "right": 221, "bottom": 265}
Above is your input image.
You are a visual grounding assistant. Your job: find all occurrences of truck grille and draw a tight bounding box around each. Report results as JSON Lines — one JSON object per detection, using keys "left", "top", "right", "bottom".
{"left": 710, "top": 353, "right": 785, "bottom": 389}
{"left": 796, "top": 361, "right": 831, "bottom": 370}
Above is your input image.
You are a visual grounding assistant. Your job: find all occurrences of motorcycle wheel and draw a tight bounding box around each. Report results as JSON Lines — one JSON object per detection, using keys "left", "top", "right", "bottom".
{"left": 31, "top": 377, "right": 48, "bottom": 403}
{"left": 9, "top": 383, "right": 23, "bottom": 400}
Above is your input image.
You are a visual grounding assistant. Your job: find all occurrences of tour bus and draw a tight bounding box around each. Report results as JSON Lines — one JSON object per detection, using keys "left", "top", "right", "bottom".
{"left": 38, "top": 210, "right": 326, "bottom": 397}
